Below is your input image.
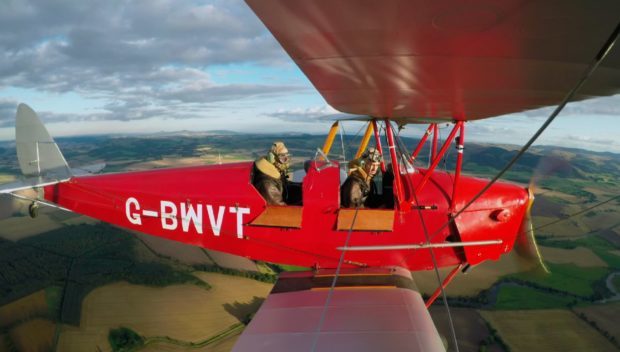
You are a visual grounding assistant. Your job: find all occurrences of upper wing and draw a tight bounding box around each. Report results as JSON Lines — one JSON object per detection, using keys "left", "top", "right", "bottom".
{"left": 246, "top": 0, "right": 620, "bottom": 122}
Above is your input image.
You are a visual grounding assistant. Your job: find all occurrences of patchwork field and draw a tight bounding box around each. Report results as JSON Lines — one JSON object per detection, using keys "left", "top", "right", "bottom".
{"left": 494, "top": 285, "right": 575, "bottom": 310}
{"left": 57, "top": 272, "right": 272, "bottom": 352}
{"left": 125, "top": 157, "right": 212, "bottom": 171}
{"left": 205, "top": 250, "right": 258, "bottom": 271}
{"left": 136, "top": 232, "right": 215, "bottom": 265}
{"left": 540, "top": 246, "right": 607, "bottom": 267}
{"left": 8, "top": 318, "right": 56, "bottom": 352}
{"left": 508, "top": 263, "right": 609, "bottom": 297}
{"left": 413, "top": 251, "right": 536, "bottom": 297}
{"left": 480, "top": 309, "right": 616, "bottom": 352}
{"left": 124, "top": 155, "right": 246, "bottom": 171}
{"left": 0, "top": 213, "right": 63, "bottom": 241}
{"left": 429, "top": 307, "right": 499, "bottom": 352}
{"left": 0, "top": 290, "right": 48, "bottom": 328}
{"left": 574, "top": 302, "right": 620, "bottom": 343}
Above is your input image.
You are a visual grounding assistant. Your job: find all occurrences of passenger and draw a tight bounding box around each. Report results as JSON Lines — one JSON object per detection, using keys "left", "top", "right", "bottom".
{"left": 252, "top": 141, "right": 291, "bottom": 205}
{"left": 341, "top": 147, "right": 383, "bottom": 208}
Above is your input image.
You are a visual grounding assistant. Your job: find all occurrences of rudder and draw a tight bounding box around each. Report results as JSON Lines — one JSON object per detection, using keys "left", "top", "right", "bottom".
{"left": 16, "top": 103, "right": 71, "bottom": 179}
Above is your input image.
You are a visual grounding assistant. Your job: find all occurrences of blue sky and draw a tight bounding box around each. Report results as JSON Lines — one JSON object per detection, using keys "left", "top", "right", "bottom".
{"left": 0, "top": 0, "right": 619, "bottom": 153}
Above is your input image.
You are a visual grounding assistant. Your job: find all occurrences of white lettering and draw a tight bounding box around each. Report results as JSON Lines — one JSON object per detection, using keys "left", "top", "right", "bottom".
{"left": 160, "top": 201, "right": 178, "bottom": 230}
{"left": 181, "top": 203, "right": 203, "bottom": 234}
{"left": 229, "top": 207, "right": 250, "bottom": 239}
{"left": 125, "top": 197, "right": 142, "bottom": 225}
{"left": 207, "top": 205, "right": 226, "bottom": 236}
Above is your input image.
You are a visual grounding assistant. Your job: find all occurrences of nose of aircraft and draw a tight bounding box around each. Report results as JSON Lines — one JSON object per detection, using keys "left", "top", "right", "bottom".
{"left": 451, "top": 178, "right": 531, "bottom": 266}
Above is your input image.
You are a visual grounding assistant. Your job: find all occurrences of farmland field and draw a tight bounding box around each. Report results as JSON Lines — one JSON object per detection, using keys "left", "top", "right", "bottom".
{"left": 540, "top": 246, "right": 607, "bottom": 267}
{"left": 8, "top": 318, "right": 56, "bottom": 352}
{"left": 480, "top": 309, "right": 616, "bottom": 352}
{"left": 136, "top": 232, "right": 215, "bottom": 265}
{"left": 413, "top": 251, "right": 537, "bottom": 297}
{"left": 429, "top": 307, "right": 500, "bottom": 352}
{"left": 0, "top": 213, "right": 63, "bottom": 241}
{"left": 205, "top": 250, "right": 258, "bottom": 271}
{"left": 506, "top": 263, "right": 609, "bottom": 297}
{"left": 1, "top": 134, "right": 620, "bottom": 350}
{"left": 574, "top": 302, "right": 620, "bottom": 344}
{"left": 494, "top": 285, "right": 575, "bottom": 310}
{"left": 0, "top": 290, "right": 48, "bottom": 328}
{"left": 57, "top": 272, "right": 272, "bottom": 352}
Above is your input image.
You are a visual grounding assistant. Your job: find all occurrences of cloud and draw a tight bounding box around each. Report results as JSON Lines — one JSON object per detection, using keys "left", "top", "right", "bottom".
{"left": 0, "top": 0, "right": 299, "bottom": 125}
{"left": 266, "top": 105, "right": 357, "bottom": 122}
{"left": 521, "top": 95, "right": 620, "bottom": 117}
{"left": 0, "top": 99, "right": 19, "bottom": 126}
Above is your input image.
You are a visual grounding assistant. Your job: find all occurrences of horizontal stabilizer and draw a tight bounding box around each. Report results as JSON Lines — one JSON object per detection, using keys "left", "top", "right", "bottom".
{"left": 16, "top": 103, "right": 71, "bottom": 179}
{"left": 0, "top": 176, "right": 65, "bottom": 195}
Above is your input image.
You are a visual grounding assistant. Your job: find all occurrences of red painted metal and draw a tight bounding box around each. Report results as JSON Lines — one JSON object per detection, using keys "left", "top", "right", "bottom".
{"left": 411, "top": 124, "right": 433, "bottom": 162}
{"left": 385, "top": 120, "right": 405, "bottom": 210}
{"left": 425, "top": 264, "right": 463, "bottom": 308}
{"left": 450, "top": 122, "right": 466, "bottom": 211}
{"left": 430, "top": 124, "right": 438, "bottom": 163}
{"left": 42, "top": 146, "right": 529, "bottom": 272}
{"left": 372, "top": 120, "right": 386, "bottom": 174}
{"left": 415, "top": 122, "right": 461, "bottom": 194}
{"left": 246, "top": 0, "right": 620, "bottom": 121}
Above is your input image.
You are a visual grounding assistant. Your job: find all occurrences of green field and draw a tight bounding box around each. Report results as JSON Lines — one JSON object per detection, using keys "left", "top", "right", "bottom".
{"left": 494, "top": 285, "right": 576, "bottom": 310}
{"left": 540, "top": 235, "right": 620, "bottom": 269}
{"left": 506, "top": 263, "right": 608, "bottom": 297}
{"left": 613, "top": 275, "right": 620, "bottom": 292}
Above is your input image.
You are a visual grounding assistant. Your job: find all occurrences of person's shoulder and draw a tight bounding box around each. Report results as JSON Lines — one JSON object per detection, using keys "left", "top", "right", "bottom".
{"left": 255, "top": 157, "right": 280, "bottom": 179}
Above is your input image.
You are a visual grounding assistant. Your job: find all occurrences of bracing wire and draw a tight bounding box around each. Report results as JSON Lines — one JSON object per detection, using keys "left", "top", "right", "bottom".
{"left": 424, "top": 20, "right": 620, "bottom": 243}
{"left": 310, "top": 207, "right": 360, "bottom": 352}
{"left": 390, "top": 121, "right": 460, "bottom": 352}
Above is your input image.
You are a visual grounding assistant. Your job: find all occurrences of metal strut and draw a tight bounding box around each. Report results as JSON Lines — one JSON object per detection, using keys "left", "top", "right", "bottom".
{"left": 450, "top": 122, "right": 466, "bottom": 211}
{"left": 425, "top": 263, "right": 463, "bottom": 308}
{"left": 411, "top": 124, "right": 434, "bottom": 161}
{"left": 385, "top": 120, "right": 406, "bottom": 209}
{"left": 415, "top": 121, "right": 463, "bottom": 194}
{"left": 372, "top": 120, "right": 387, "bottom": 173}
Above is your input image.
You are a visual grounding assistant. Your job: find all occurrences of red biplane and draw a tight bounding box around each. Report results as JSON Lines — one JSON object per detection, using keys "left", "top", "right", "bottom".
{"left": 4, "top": 1, "right": 620, "bottom": 351}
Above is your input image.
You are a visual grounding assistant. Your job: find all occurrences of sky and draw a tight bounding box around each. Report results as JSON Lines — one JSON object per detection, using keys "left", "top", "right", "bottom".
{"left": 0, "top": 0, "right": 619, "bottom": 153}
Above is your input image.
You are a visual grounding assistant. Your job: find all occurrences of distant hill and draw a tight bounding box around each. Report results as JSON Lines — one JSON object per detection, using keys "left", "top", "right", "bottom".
{"left": 0, "top": 132, "right": 617, "bottom": 186}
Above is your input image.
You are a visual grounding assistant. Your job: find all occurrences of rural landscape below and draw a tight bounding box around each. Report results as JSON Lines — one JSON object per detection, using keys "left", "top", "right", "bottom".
{"left": 0, "top": 130, "right": 619, "bottom": 352}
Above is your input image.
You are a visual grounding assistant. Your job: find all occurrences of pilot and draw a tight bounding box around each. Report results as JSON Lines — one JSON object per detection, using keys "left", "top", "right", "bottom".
{"left": 341, "top": 147, "right": 383, "bottom": 208}
{"left": 252, "top": 141, "right": 291, "bottom": 205}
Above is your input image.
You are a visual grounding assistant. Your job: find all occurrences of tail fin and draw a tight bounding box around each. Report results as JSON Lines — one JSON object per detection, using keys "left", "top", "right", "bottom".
{"left": 16, "top": 104, "right": 71, "bottom": 179}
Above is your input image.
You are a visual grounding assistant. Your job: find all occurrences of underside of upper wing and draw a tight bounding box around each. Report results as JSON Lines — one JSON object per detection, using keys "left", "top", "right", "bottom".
{"left": 233, "top": 267, "right": 445, "bottom": 352}
{"left": 247, "top": 0, "right": 620, "bottom": 122}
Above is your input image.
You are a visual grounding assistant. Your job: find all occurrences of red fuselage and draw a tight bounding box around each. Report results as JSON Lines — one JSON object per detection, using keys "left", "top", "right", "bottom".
{"left": 44, "top": 161, "right": 528, "bottom": 271}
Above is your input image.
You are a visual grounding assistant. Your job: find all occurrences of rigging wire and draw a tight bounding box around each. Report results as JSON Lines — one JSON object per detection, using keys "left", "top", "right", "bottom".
{"left": 425, "top": 20, "right": 620, "bottom": 243}
{"left": 310, "top": 206, "right": 360, "bottom": 352}
{"left": 391, "top": 121, "right": 460, "bottom": 352}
